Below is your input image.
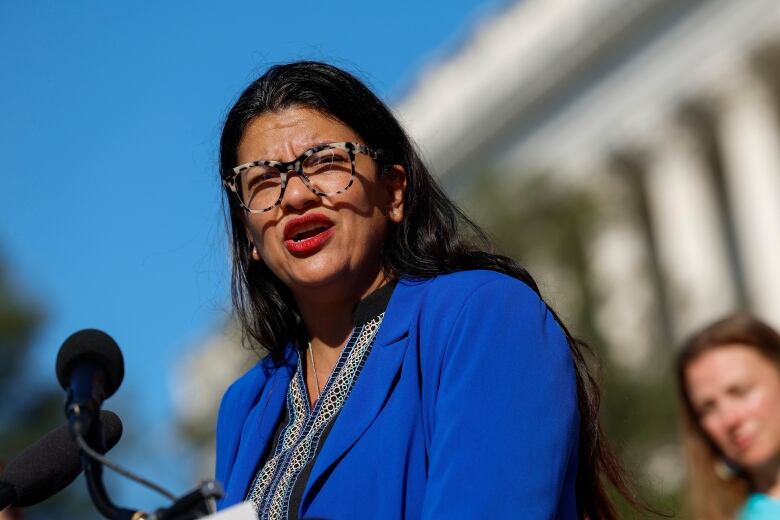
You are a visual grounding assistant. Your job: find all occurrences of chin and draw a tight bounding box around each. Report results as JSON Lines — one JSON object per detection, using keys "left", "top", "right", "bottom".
{"left": 736, "top": 445, "right": 776, "bottom": 469}
{"left": 285, "top": 264, "right": 351, "bottom": 290}
{"left": 286, "top": 271, "right": 342, "bottom": 289}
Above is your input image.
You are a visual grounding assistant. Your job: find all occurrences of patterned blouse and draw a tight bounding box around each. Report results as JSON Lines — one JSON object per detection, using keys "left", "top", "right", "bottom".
{"left": 246, "top": 281, "right": 396, "bottom": 519}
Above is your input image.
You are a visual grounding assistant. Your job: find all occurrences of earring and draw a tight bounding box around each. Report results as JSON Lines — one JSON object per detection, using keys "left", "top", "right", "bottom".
{"left": 389, "top": 206, "right": 403, "bottom": 223}
{"left": 714, "top": 458, "right": 739, "bottom": 481}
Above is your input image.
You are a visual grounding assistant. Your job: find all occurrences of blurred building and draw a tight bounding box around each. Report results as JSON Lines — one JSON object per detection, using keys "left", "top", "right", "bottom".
{"left": 171, "top": 320, "right": 256, "bottom": 477}
{"left": 173, "top": 0, "right": 780, "bottom": 490}
{"left": 397, "top": 0, "right": 780, "bottom": 359}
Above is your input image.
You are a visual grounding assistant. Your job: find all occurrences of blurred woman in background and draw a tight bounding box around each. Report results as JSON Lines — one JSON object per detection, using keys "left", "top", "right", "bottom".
{"left": 678, "top": 313, "right": 780, "bottom": 519}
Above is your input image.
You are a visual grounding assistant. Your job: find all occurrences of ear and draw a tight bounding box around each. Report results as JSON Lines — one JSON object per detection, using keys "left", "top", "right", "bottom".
{"left": 382, "top": 164, "right": 406, "bottom": 224}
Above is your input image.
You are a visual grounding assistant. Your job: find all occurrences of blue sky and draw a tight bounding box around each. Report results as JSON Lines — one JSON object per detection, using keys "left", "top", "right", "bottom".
{"left": 0, "top": 0, "right": 507, "bottom": 512}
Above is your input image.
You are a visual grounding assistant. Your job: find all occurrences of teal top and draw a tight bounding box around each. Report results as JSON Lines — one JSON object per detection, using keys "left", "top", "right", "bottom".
{"left": 739, "top": 493, "right": 780, "bottom": 519}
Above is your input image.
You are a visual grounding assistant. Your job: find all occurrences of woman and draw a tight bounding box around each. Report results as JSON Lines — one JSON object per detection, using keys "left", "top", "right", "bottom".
{"left": 677, "top": 313, "right": 780, "bottom": 519}
{"left": 215, "top": 61, "right": 635, "bottom": 519}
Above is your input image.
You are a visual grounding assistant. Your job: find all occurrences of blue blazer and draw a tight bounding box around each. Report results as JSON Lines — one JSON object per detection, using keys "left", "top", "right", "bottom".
{"left": 215, "top": 270, "right": 580, "bottom": 519}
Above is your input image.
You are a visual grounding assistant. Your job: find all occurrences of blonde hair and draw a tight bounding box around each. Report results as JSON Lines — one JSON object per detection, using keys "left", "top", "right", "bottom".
{"left": 676, "top": 313, "right": 780, "bottom": 519}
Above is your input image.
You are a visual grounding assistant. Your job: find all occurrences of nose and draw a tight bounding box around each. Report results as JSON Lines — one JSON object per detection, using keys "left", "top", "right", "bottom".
{"left": 280, "top": 170, "right": 318, "bottom": 212}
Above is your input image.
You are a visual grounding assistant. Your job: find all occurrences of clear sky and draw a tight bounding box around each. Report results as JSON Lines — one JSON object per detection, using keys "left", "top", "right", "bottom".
{"left": 0, "top": 0, "right": 508, "bottom": 513}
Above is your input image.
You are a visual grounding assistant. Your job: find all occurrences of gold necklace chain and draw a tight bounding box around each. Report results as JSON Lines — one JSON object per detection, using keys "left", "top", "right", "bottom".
{"left": 307, "top": 341, "right": 322, "bottom": 402}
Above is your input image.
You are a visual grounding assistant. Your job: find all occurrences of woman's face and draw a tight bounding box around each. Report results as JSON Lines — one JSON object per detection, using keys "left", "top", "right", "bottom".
{"left": 685, "top": 344, "right": 780, "bottom": 472}
{"left": 236, "top": 107, "right": 404, "bottom": 301}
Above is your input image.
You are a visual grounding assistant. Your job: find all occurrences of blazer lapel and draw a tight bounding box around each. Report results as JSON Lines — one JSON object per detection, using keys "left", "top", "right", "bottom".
{"left": 301, "top": 280, "right": 420, "bottom": 507}
{"left": 222, "top": 348, "right": 298, "bottom": 505}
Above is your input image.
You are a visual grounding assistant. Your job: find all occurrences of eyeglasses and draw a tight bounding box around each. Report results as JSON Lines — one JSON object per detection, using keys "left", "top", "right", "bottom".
{"left": 224, "top": 141, "right": 385, "bottom": 214}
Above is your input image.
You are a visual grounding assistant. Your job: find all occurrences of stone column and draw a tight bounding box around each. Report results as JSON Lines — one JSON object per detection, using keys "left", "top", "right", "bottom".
{"left": 642, "top": 119, "right": 736, "bottom": 342}
{"left": 715, "top": 66, "right": 780, "bottom": 328}
{"left": 587, "top": 166, "right": 661, "bottom": 373}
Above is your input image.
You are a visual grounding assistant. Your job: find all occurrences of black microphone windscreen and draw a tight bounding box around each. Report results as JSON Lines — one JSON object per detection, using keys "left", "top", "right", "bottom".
{"left": 0, "top": 410, "right": 123, "bottom": 507}
{"left": 56, "top": 328, "right": 125, "bottom": 398}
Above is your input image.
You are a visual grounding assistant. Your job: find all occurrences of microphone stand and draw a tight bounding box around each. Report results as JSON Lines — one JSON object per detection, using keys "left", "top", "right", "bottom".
{"left": 146, "top": 481, "right": 224, "bottom": 520}
{"left": 76, "top": 425, "right": 223, "bottom": 519}
{"left": 78, "top": 418, "right": 141, "bottom": 520}
{"left": 81, "top": 449, "right": 140, "bottom": 520}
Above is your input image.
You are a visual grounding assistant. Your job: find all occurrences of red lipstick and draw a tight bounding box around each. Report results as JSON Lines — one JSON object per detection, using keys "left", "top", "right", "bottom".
{"left": 283, "top": 213, "right": 335, "bottom": 255}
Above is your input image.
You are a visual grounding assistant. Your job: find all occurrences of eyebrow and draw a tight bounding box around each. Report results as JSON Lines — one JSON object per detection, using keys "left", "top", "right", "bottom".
{"left": 253, "top": 141, "right": 344, "bottom": 163}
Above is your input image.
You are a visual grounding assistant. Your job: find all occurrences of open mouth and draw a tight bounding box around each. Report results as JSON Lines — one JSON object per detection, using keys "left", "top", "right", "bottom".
{"left": 283, "top": 213, "right": 335, "bottom": 254}
{"left": 291, "top": 224, "right": 331, "bottom": 242}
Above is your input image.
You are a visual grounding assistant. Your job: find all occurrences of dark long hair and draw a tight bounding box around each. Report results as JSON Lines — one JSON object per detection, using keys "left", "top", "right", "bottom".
{"left": 676, "top": 313, "right": 780, "bottom": 520}
{"left": 220, "top": 61, "right": 638, "bottom": 519}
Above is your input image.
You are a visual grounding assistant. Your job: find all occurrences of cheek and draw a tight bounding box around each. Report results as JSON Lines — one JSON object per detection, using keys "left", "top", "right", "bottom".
{"left": 700, "top": 416, "right": 725, "bottom": 442}
{"left": 360, "top": 215, "right": 390, "bottom": 251}
{"left": 333, "top": 214, "right": 388, "bottom": 269}
{"left": 245, "top": 217, "right": 285, "bottom": 264}
{"left": 339, "top": 197, "right": 388, "bottom": 238}
{"left": 754, "top": 389, "right": 780, "bottom": 428}
{"left": 244, "top": 216, "right": 275, "bottom": 245}
{"left": 259, "top": 224, "right": 277, "bottom": 245}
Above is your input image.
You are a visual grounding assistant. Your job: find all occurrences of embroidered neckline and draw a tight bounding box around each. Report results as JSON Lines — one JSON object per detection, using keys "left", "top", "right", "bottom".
{"left": 247, "top": 314, "right": 384, "bottom": 519}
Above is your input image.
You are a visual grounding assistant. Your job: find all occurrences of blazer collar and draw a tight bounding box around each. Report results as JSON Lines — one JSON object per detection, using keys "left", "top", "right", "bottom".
{"left": 300, "top": 277, "right": 427, "bottom": 510}
{"left": 221, "top": 347, "right": 298, "bottom": 506}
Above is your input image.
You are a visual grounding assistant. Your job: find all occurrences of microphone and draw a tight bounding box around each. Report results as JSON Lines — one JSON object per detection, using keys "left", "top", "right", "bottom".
{"left": 0, "top": 410, "right": 123, "bottom": 509}
{"left": 56, "top": 329, "right": 124, "bottom": 437}
{"left": 50, "top": 329, "right": 223, "bottom": 518}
